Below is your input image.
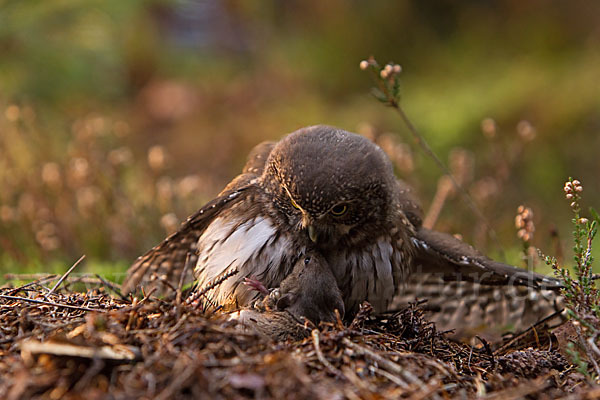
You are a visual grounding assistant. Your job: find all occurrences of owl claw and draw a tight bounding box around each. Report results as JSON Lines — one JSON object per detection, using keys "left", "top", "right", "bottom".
{"left": 268, "top": 288, "right": 281, "bottom": 301}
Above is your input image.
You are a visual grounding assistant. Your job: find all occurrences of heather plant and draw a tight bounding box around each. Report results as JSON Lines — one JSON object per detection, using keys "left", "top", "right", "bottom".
{"left": 540, "top": 178, "right": 600, "bottom": 379}
{"left": 515, "top": 205, "right": 536, "bottom": 270}
{"left": 359, "top": 57, "right": 537, "bottom": 257}
{"left": 360, "top": 59, "right": 600, "bottom": 376}
{"left": 359, "top": 57, "right": 488, "bottom": 228}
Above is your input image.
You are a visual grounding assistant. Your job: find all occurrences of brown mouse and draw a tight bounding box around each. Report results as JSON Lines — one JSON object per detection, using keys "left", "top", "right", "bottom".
{"left": 273, "top": 252, "right": 345, "bottom": 324}
{"left": 235, "top": 251, "right": 344, "bottom": 340}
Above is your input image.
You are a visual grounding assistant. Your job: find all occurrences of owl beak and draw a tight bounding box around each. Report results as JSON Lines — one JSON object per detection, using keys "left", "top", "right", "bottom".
{"left": 307, "top": 225, "right": 318, "bottom": 243}
{"left": 301, "top": 213, "right": 318, "bottom": 242}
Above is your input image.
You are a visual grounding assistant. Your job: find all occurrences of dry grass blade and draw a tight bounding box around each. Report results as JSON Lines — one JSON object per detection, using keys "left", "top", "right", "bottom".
{"left": 46, "top": 255, "right": 86, "bottom": 297}
{"left": 495, "top": 308, "right": 564, "bottom": 354}
{"left": 185, "top": 266, "right": 239, "bottom": 310}
{"left": 94, "top": 274, "right": 128, "bottom": 301}
{"left": 342, "top": 337, "right": 421, "bottom": 387}
{"left": 0, "top": 293, "right": 106, "bottom": 312}
{"left": 21, "top": 340, "right": 141, "bottom": 361}
{"left": 6, "top": 274, "right": 58, "bottom": 295}
{"left": 311, "top": 329, "right": 343, "bottom": 379}
{"left": 176, "top": 252, "right": 193, "bottom": 306}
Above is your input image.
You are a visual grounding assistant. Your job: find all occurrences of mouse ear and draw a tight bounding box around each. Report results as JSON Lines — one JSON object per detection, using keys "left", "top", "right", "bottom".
{"left": 276, "top": 293, "right": 295, "bottom": 310}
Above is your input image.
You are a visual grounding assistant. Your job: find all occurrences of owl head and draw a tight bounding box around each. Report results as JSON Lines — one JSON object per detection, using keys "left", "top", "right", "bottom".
{"left": 261, "top": 125, "right": 396, "bottom": 248}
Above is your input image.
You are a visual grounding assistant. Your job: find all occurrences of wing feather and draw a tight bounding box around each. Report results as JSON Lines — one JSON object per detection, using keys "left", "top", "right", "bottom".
{"left": 398, "top": 227, "right": 564, "bottom": 337}
{"left": 123, "top": 140, "right": 277, "bottom": 296}
{"left": 411, "top": 227, "right": 562, "bottom": 290}
{"left": 121, "top": 187, "right": 253, "bottom": 295}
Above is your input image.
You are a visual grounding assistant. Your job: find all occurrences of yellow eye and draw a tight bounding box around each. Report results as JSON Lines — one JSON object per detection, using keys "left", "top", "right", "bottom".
{"left": 330, "top": 204, "right": 347, "bottom": 216}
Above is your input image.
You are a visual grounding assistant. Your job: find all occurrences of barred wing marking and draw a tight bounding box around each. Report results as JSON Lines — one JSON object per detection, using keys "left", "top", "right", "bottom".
{"left": 399, "top": 227, "right": 564, "bottom": 336}
{"left": 122, "top": 187, "right": 252, "bottom": 295}
{"left": 411, "top": 227, "right": 562, "bottom": 291}
{"left": 393, "top": 273, "right": 564, "bottom": 337}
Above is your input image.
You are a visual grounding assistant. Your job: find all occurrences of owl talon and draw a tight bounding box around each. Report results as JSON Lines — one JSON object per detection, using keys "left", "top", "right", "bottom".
{"left": 268, "top": 288, "right": 281, "bottom": 301}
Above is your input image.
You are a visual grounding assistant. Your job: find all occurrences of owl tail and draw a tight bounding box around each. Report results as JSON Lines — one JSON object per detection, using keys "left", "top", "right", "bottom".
{"left": 395, "top": 228, "right": 564, "bottom": 338}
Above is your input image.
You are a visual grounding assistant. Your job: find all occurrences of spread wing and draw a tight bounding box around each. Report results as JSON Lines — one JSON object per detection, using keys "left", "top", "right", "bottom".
{"left": 396, "top": 177, "right": 561, "bottom": 290}
{"left": 396, "top": 227, "right": 564, "bottom": 336}
{"left": 411, "top": 228, "right": 562, "bottom": 290}
{"left": 122, "top": 140, "right": 276, "bottom": 296}
{"left": 394, "top": 178, "right": 563, "bottom": 334}
{"left": 393, "top": 273, "right": 564, "bottom": 338}
{"left": 122, "top": 187, "right": 253, "bottom": 295}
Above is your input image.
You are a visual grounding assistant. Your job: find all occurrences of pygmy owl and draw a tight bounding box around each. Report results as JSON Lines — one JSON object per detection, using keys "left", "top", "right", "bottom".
{"left": 123, "top": 125, "right": 562, "bottom": 327}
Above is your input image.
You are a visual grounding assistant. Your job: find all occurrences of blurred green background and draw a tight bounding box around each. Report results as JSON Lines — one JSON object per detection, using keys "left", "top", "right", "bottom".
{"left": 1, "top": 0, "right": 599, "bottom": 279}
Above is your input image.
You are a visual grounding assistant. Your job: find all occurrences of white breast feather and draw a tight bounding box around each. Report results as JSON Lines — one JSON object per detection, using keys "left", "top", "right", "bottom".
{"left": 196, "top": 216, "right": 294, "bottom": 305}
{"left": 196, "top": 217, "right": 403, "bottom": 312}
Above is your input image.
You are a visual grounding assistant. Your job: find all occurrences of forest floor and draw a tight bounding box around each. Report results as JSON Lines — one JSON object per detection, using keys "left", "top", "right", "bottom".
{"left": 0, "top": 274, "right": 597, "bottom": 400}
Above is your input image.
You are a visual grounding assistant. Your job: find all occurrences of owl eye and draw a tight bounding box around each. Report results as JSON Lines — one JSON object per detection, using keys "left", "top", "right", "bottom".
{"left": 330, "top": 204, "right": 348, "bottom": 216}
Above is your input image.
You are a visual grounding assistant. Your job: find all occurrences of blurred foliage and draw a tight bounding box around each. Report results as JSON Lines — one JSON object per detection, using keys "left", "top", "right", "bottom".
{"left": 0, "top": 0, "right": 598, "bottom": 277}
